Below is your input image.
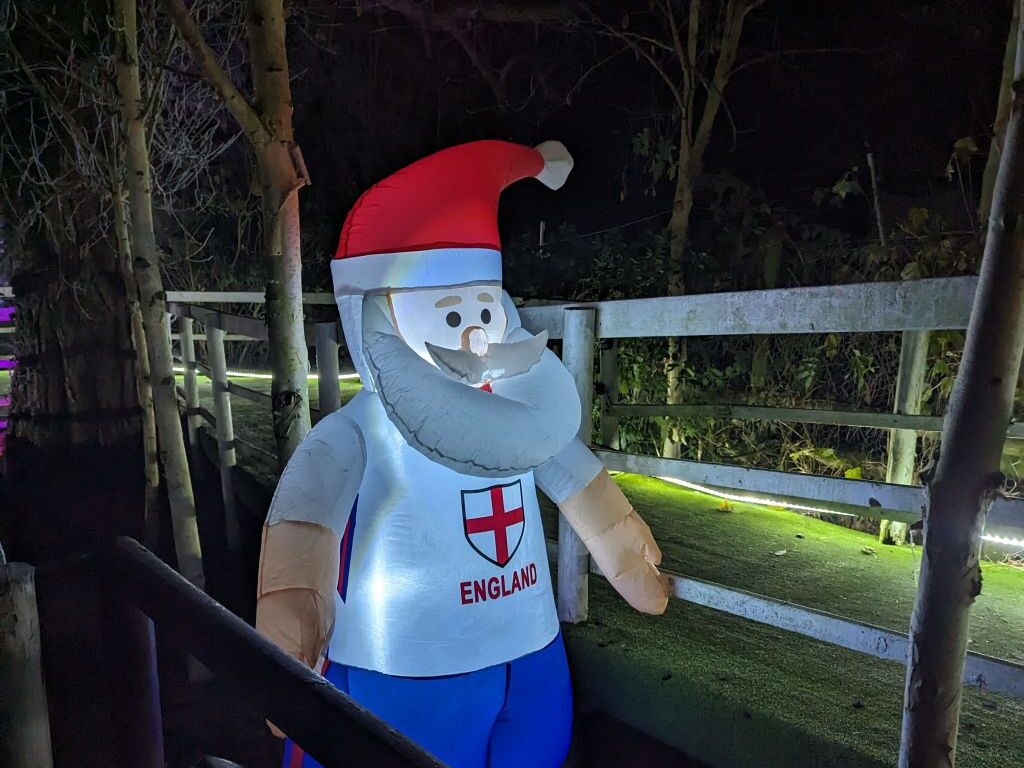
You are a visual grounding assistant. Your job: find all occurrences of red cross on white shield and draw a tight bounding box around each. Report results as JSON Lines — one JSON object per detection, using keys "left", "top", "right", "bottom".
{"left": 461, "top": 481, "right": 526, "bottom": 567}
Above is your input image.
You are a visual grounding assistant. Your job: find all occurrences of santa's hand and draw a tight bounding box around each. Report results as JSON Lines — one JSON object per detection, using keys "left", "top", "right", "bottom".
{"left": 256, "top": 521, "right": 340, "bottom": 737}
{"left": 556, "top": 469, "right": 669, "bottom": 615}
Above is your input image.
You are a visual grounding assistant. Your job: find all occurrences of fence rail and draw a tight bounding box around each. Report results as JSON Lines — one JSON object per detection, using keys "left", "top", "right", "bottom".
{"left": 607, "top": 402, "right": 1024, "bottom": 439}
{"left": 517, "top": 276, "right": 980, "bottom": 339}
{"left": 99, "top": 537, "right": 442, "bottom": 767}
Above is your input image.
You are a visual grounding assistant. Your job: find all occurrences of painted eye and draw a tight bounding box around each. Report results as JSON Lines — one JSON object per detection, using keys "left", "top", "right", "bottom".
{"left": 446, "top": 311, "right": 462, "bottom": 328}
{"left": 480, "top": 308, "right": 492, "bottom": 325}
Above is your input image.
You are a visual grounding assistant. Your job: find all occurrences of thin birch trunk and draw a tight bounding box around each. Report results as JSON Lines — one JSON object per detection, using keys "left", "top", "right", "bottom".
{"left": 979, "top": 1, "right": 1020, "bottom": 228}
{"left": 899, "top": 5, "right": 1024, "bottom": 762}
{"left": 112, "top": 173, "right": 160, "bottom": 549}
{"left": 114, "top": 0, "right": 204, "bottom": 589}
{"left": 247, "top": 0, "right": 311, "bottom": 466}
{"left": 161, "top": 0, "right": 311, "bottom": 468}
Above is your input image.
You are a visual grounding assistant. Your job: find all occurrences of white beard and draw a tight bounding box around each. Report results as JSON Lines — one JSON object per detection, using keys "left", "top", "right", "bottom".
{"left": 361, "top": 298, "right": 581, "bottom": 477}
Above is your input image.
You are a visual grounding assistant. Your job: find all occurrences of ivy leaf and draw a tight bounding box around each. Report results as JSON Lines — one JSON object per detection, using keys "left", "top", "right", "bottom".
{"left": 908, "top": 207, "right": 930, "bottom": 230}
{"left": 901, "top": 261, "right": 923, "bottom": 280}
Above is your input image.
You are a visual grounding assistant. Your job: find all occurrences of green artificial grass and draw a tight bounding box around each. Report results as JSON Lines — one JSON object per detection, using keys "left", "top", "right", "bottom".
{"left": 610, "top": 474, "right": 1023, "bottom": 663}
{"left": 553, "top": 475, "right": 1024, "bottom": 767}
{"left": 198, "top": 374, "right": 1024, "bottom": 767}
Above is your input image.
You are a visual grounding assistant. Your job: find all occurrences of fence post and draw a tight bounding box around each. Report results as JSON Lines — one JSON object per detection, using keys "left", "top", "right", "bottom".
{"left": 599, "top": 339, "right": 620, "bottom": 449}
{"left": 179, "top": 318, "right": 202, "bottom": 449}
{"left": 558, "top": 307, "right": 595, "bottom": 623}
{"left": 207, "top": 325, "right": 240, "bottom": 551}
{"left": 315, "top": 322, "right": 341, "bottom": 415}
{"left": 0, "top": 563, "right": 54, "bottom": 768}
{"left": 879, "top": 330, "right": 930, "bottom": 545}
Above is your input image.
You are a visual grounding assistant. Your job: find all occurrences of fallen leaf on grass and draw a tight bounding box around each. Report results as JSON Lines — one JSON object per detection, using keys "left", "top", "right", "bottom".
{"left": 773, "top": 549, "right": 788, "bottom": 556}
{"left": 861, "top": 546, "right": 877, "bottom": 557}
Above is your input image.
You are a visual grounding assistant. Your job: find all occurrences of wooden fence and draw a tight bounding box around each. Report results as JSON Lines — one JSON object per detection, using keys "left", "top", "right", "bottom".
{"left": 168, "top": 300, "right": 349, "bottom": 551}
{"left": 165, "top": 278, "right": 1024, "bottom": 701}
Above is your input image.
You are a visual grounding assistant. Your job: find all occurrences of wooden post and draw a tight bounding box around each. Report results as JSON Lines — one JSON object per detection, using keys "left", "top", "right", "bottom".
{"left": 103, "top": 593, "right": 164, "bottom": 768}
{"left": 315, "top": 322, "right": 341, "bottom": 415}
{"left": 179, "top": 318, "right": 202, "bottom": 449}
{"left": 880, "top": 330, "right": 930, "bottom": 544}
{"left": 899, "top": 8, "right": 1024, "bottom": 762}
{"left": 558, "top": 307, "right": 595, "bottom": 623}
{"left": 0, "top": 564, "right": 54, "bottom": 768}
{"left": 207, "top": 325, "right": 240, "bottom": 551}
{"left": 599, "top": 339, "right": 620, "bottom": 449}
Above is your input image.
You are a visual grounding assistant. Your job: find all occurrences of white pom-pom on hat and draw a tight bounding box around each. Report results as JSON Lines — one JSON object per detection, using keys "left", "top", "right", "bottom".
{"left": 534, "top": 141, "right": 574, "bottom": 190}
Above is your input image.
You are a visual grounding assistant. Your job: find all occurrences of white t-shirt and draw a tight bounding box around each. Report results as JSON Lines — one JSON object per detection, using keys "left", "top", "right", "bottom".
{"left": 266, "top": 389, "right": 602, "bottom": 677}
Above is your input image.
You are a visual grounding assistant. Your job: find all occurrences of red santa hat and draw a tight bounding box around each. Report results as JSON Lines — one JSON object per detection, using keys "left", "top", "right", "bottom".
{"left": 332, "top": 140, "right": 572, "bottom": 295}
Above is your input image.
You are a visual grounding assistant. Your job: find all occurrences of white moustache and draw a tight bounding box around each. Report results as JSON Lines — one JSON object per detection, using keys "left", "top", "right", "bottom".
{"left": 425, "top": 331, "right": 549, "bottom": 386}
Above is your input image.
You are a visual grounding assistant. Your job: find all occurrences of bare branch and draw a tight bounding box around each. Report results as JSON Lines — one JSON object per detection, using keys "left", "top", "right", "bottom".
{"left": 159, "top": 0, "right": 270, "bottom": 147}
{"left": 599, "top": 22, "right": 684, "bottom": 112}
{"left": 730, "top": 46, "right": 871, "bottom": 78}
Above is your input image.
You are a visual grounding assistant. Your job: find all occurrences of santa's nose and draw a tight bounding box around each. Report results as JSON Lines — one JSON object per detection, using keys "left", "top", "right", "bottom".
{"left": 461, "top": 326, "right": 489, "bottom": 356}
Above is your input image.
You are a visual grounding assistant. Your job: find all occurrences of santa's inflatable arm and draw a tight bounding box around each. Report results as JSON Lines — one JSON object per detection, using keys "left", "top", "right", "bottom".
{"left": 535, "top": 440, "right": 668, "bottom": 615}
{"left": 256, "top": 415, "right": 365, "bottom": 670}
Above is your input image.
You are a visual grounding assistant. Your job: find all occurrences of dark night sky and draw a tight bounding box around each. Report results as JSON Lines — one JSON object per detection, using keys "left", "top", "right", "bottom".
{"left": 289, "top": 1, "right": 1012, "bottom": 256}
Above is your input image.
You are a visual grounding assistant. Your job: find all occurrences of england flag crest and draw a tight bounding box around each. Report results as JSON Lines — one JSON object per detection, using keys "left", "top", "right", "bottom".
{"left": 461, "top": 481, "right": 526, "bottom": 567}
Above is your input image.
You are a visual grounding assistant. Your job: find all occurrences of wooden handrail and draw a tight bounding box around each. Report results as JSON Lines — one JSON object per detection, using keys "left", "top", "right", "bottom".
{"left": 98, "top": 537, "right": 443, "bottom": 768}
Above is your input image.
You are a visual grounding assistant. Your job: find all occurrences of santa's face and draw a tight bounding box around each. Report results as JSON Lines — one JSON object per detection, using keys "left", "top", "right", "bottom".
{"left": 387, "top": 283, "right": 508, "bottom": 362}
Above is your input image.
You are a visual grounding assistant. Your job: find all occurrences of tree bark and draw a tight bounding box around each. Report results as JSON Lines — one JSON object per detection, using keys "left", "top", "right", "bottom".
{"left": 979, "top": 0, "right": 1020, "bottom": 228}
{"left": 899, "top": 7, "right": 1024, "bottom": 763}
{"left": 247, "top": 0, "right": 311, "bottom": 466}
{"left": 114, "top": 0, "right": 204, "bottom": 590}
{"left": 112, "top": 174, "right": 160, "bottom": 549}
{"left": 661, "top": 0, "right": 757, "bottom": 459}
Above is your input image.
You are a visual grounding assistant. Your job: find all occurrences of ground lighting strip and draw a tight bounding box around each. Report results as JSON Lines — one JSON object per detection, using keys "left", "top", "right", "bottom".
{"left": 653, "top": 475, "right": 1024, "bottom": 549}
{"left": 172, "top": 366, "right": 360, "bottom": 381}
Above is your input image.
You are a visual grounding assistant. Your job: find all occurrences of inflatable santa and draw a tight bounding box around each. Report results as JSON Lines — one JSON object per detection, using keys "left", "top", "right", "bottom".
{"left": 256, "top": 140, "right": 668, "bottom": 768}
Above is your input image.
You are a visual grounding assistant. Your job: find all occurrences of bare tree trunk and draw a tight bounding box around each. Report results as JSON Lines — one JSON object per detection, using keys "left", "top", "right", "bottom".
{"left": 112, "top": 175, "right": 160, "bottom": 549}
{"left": 899, "top": 8, "right": 1024, "bottom": 763}
{"left": 662, "top": 159, "right": 694, "bottom": 459}
{"left": 114, "top": 0, "right": 204, "bottom": 589}
{"left": 979, "top": 1, "right": 1020, "bottom": 228}
{"left": 247, "top": 0, "right": 311, "bottom": 466}
{"left": 161, "top": 0, "right": 311, "bottom": 468}
{"left": 660, "top": 0, "right": 755, "bottom": 458}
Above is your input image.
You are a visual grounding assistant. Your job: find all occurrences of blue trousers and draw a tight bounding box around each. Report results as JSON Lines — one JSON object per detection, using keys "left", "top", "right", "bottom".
{"left": 283, "top": 633, "right": 572, "bottom": 768}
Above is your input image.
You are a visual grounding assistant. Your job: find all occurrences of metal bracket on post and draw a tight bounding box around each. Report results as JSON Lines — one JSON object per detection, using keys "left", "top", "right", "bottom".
{"left": 315, "top": 322, "right": 341, "bottom": 415}
{"left": 207, "top": 325, "right": 240, "bottom": 551}
{"left": 558, "top": 307, "right": 596, "bottom": 623}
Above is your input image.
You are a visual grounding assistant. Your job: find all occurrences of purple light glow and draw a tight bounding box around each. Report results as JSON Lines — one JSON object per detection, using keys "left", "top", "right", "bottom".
{"left": 0, "top": 359, "right": 15, "bottom": 370}
{"left": 0, "top": 307, "right": 14, "bottom": 323}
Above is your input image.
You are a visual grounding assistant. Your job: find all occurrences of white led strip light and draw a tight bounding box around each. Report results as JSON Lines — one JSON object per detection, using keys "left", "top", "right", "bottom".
{"left": 652, "top": 475, "right": 1024, "bottom": 548}
{"left": 172, "top": 366, "right": 360, "bottom": 381}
